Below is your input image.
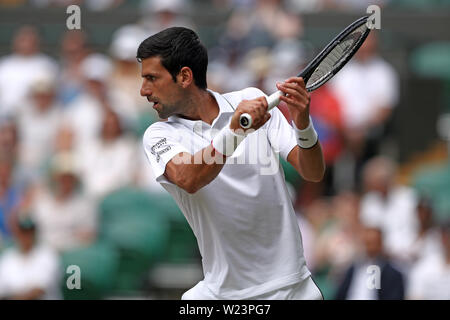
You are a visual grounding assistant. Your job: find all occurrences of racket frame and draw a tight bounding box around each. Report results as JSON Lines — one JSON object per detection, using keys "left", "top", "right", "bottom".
{"left": 240, "top": 15, "right": 371, "bottom": 129}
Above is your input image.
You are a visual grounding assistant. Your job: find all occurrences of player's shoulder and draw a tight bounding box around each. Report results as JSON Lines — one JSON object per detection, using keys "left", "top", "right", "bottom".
{"left": 143, "top": 120, "right": 179, "bottom": 143}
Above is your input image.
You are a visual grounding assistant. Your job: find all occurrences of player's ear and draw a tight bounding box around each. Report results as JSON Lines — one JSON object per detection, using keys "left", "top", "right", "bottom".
{"left": 177, "top": 67, "right": 194, "bottom": 88}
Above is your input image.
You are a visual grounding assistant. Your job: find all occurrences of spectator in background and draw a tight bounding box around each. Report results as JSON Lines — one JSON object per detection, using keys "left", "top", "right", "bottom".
{"left": 109, "top": 25, "right": 155, "bottom": 130}
{"left": 79, "top": 110, "right": 137, "bottom": 200}
{"left": 58, "top": 30, "right": 90, "bottom": 106}
{"left": 330, "top": 32, "right": 399, "bottom": 191}
{"left": 0, "top": 159, "right": 21, "bottom": 241}
{"left": 52, "top": 124, "right": 76, "bottom": 155}
{"left": 62, "top": 53, "right": 112, "bottom": 148}
{"left": 309, "top": 85, "right": 345, "bottom": 196}
{"left": 0, "top": 124, "right": 29, "bottom": 242}
{"left": 314, "top": 192, "right": 362, "bottom": 280}
{"left": 62, "top": 53, "right": 130, "bottom": 149}
{"left": 207, "top": 43, "right": 260, "bottom": 93}
{"left": 407, "top": 220, "right": 450, "bottom": 300}
{"left": 298, "top": 198, "right": 333, "bottom": 296}
{"left": 335, "top": 225, "right": 405, "bottom": 300}
{"left": 15, "top": 75, "right": 62, "bottom": 184}
{"left": 404, "top": 196, "right": 443, "bottom": 265}
{"left": 210, "top": 0, "right": 303, "bottom": 93}
{"left": 223, "top": 0, "right": 302, "bottom": 51}
{"left": 306, "top": 192, "right": 361, "bottom": 298}
{"left": 0, "top": 25, "right": 57, "bottom": 118}
{"left": 295, "top": 84, "right": 345, "bottom": 204}
{"left": 263, "top": 38, "right": 306, "bottom": 94}
{"left": 0, "top": 119, "right": 18, "bottom": 163}
{"left": 30, "top": 152, "right": 97, "bottom": 252}
{"left": 0, "top": 216, "right": 61, "bottom": 299}
{"left": 359, "top": 156, "right": 419, "bottom": 264}
{"left": 139, "top": 0, "right": 195, "bottom": 35}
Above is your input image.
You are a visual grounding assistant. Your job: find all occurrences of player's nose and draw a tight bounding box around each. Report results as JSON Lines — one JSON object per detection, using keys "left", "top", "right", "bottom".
{"left": 140, "top": 83, "right": 152, "bottom": 97}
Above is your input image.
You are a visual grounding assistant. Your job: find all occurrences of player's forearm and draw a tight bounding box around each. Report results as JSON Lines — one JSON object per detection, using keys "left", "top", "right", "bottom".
{"left": 298, "top": 142, "right": 326, "bottom": 182}
{"left": 165, "top": 145, "right": 226, "bottom": 194}
{"left": 288, "top": 143, "right": 325, "bottom": 183}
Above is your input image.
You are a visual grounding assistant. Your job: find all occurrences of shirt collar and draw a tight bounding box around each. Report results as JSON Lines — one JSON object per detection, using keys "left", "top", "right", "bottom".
{"left": 168, "top": 89, "right": 234, "bottom": 130}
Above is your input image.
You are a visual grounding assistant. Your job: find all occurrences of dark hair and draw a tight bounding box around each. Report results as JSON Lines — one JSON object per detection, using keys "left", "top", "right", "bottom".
{"left": 18, "top": 216, "right": 36, "bottom": 231}
{"left": 137, "top": 27, "right": 208, "bottom": 89}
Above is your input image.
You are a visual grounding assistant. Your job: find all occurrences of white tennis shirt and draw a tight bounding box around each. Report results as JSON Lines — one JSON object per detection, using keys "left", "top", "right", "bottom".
{"left": 143, "top": 88, "right": 311, "bottom": 299}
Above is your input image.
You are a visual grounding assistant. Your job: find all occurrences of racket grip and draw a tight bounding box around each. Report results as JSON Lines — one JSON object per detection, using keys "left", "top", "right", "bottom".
{"left": 266, "top": 90, "right": 284, "bottom": 110}
{"left": 239, "top": 91, "right": 284, "bottom": 129}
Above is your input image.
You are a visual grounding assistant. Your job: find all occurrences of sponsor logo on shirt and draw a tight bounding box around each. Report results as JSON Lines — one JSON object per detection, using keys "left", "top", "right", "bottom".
{"left": 151, "top": 138, "right": 171, "bottom": 163}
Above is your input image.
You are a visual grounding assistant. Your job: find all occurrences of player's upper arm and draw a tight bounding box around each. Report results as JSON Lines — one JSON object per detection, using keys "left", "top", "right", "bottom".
{"left": 142, "top": 123, "right": 190, "bottom": 185}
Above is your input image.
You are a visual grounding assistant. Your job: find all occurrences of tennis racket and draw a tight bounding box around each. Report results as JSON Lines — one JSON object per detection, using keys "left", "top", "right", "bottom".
{"left": 239, "top": 15, "right": 372, "bottom": 129}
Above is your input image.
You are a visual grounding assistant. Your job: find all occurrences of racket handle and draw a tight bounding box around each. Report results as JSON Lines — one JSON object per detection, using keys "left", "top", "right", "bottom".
{"left": 239, "top": 91, "right": 284, "bottom": 129}
{"left": 239, "top": 113, "right": 252, "bottom": 129}
{"left": 267, "top": 90, "right": 284, "bottom": 110}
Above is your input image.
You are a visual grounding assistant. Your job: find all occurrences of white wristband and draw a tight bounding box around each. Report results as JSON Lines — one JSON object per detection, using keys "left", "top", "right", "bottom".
{"left": 211, "top": 126, "right": 246, "bottom": 157}
{"left": 292, "top": 117, "right": 318, "bottom": 149}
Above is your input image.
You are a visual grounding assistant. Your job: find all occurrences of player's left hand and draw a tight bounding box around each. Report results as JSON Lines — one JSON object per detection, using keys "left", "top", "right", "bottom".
{"left": 276, "top": 77, "right": 311, "bottom": 129}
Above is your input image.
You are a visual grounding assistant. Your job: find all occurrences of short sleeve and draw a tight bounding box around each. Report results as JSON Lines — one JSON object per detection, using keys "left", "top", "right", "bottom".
{"left": 142, "top": 123, "right": 190, "bottom": 183}
{"left": 266, "top": 107, "right": 297, "bottom": 161}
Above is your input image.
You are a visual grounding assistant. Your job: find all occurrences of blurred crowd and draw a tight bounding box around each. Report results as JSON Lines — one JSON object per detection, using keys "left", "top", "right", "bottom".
{"left": 0, "top": 0, "right": 449, "bottom": 300}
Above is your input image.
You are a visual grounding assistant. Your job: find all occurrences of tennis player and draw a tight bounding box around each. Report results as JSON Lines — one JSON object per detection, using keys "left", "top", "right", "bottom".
{"left": 139, "top": 27, "right": 325, "bottom": 300}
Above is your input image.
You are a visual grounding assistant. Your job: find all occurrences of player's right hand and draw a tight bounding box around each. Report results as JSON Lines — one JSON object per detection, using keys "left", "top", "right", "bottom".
{"left": 230, "top": 97, "right": 271, "bottom": 132}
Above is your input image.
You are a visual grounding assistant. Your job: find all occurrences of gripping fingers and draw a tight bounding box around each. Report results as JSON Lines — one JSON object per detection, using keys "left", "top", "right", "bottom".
{"left": 277, "top": 82, "right": 301, "bottom": 98}
{"left": 236, "top": 98, "right": 269, "bottom": 130}
{"left": 278, "top": 82, "right": 309, "bottom": 100}
{"left": 278, "top": 84, "right": 310, "bottom": 106}
{"left": 285, "top": 76, "right": 306, "bottom": 88}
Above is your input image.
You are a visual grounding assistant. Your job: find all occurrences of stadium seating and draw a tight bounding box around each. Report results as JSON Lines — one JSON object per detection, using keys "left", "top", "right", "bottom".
{"left": 98, "top": 186, "right": 200, "bottom": 296}
{"left": 99, "top": 187, "right": 170, "bottom": 294}
{"left": 410, "top": 42, "right": 450, "bottom": 81}
{"left": 61, "top": 241, "right": 119, "bottom": 300}
{"left": 412, "top": 162, "right": 450, "bottom": 222}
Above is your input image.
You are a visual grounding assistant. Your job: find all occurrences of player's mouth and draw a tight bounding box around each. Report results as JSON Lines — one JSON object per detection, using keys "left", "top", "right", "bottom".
{"left": 147, "top": 97, "right": 159, "bottom": 108}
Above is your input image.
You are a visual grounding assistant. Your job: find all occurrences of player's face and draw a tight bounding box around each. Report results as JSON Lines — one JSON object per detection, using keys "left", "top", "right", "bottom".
{"left": 140, "top": 56, "right": 186, "bottom": 119}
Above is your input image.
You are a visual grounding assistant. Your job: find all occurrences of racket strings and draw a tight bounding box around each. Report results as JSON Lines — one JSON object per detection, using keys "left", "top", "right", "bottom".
{"left": 306, "top": 24, "right": 368, "bottom": 90}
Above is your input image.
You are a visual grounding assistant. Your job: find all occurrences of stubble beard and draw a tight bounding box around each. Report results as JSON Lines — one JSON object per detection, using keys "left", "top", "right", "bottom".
{"left": 150, "top": 93, "right": 175, "bottom": 119}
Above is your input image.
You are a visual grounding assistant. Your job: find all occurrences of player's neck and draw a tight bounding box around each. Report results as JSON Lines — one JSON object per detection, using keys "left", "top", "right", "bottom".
{"left": 179, "top": 88, "right": 219, "bottom": 125}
